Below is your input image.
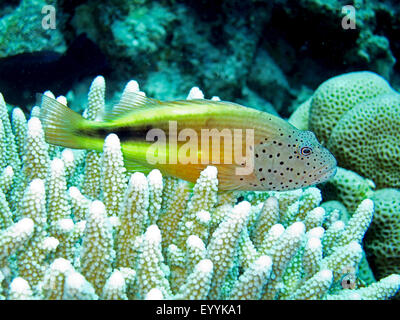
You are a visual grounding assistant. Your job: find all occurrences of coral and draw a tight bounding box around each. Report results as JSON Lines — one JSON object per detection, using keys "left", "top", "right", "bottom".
{"left": 0, "top": 77, "right": 399, "bottom": 300}
{"left": 364, "top": 189, "right": 400, "bottom": 280}
{"left": 327, "top": 93, "right": 400, "bottom": 189}
{"left": 308, "top": 71, "right": 400, "bottom": 189}
{"left": 309, "top": 71, "right": 394, "bottom": 145}
{"left": 288, "top": 97, "right": 311, "bottom": 131}
{"left": 319, "top": 167, "right": 375, "bottom": 215}
{"left": 0, "top": 0, "right": 65, "bottom": 57}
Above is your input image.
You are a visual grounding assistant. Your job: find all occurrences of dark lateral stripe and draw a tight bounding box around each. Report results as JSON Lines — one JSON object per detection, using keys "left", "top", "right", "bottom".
{"left": 82, "top": 125, "right": 155, "bottom": 141}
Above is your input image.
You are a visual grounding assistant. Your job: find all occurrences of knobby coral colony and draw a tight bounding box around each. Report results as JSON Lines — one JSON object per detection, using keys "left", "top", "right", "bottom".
{"left": 0, "top": 76, "right": 399, "bottom": 300}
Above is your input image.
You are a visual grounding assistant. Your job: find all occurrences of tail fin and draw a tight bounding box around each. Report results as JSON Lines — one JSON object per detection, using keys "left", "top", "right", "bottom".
{"left": 38, "top": 94, "right": 87, "bottom": 149}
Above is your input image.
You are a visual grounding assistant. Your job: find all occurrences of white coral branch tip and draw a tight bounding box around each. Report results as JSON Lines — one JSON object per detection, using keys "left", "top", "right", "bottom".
{"left": 10, "top": 277, "right": 31, "bottom": 293}
{"left": 15, "top": 218, "right": 34, "bottom": 235}
{"left": 107, "top": 271, "right": 125, "bottom": 289}
{"left": 29, "top": 178, "right": 45, "bottom": 194}
{"left": 187, "top": 87, "right": 204, "bottom": 100}
{"left": 104, "top": 133, "right": 121, "bottom": 148}
{"left": 306, "top": 237, "right": 322, "bottom": 250}
{"left": 125, "top": 80, "right": 140, "bottom": 93}
{"left": 27, "top": 117, "right": 43, "bottom": 135}
{"left": 196, "top": 259, "right": 213, "bottom": 273}
{"left": 318, "top": 269, "right": 333, "bottom": 281}
{"left": 93, "top": 75, "right": 105, "bottom": 88}
{"left": 254, "top": 255, "right": 273, "bottom": 271}
{"left": 51, "top": 258, "right": 73, "bottom": 273}
{"left": 144, "top": 225, "right": 162, "bottom": 244}
{"left": 145, "top": 288, "right": 164, "bottom": 300}
{"left": 61, "top": 149, "right": 74, "bottom": 162}
{"left": 89, "top": 200, "right": 106, "bottom": 216}
{"left": 186, "top": 235, "right": 205, "bottom": 250}
{"left": 287, "top": 221, "right": 306, "bottom": 237}
{"left": 147, "top": 169, "right": 163, "bottom": 185}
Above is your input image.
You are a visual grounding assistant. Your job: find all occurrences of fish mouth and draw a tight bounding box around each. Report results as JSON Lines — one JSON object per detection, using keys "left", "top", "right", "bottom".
{"left": 311, "top": 165, "right": 337, "bottom": 184}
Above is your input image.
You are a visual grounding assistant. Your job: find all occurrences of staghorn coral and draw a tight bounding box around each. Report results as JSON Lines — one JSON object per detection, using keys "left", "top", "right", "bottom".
{"left": 319, "top": 167, "right": 375, "bottom": 215}
{"left": 0, "top": 77, "right": 399, "bottom": 300}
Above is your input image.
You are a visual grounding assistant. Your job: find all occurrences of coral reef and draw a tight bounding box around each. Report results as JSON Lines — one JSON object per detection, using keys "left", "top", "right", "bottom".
{"left": 289, "top": 71, "right": 400, "bottom": 281}
{"left": 0, "top": 77, "right": 399, "bottom": 300}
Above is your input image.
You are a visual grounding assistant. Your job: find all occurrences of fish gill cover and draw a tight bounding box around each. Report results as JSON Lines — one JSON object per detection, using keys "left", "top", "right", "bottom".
{"left": 0, "top": 0, "right": 399, "bottom": 301}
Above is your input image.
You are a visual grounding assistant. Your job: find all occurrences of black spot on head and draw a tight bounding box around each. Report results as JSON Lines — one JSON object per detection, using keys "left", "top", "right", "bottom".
{"left": 263, "top": 149, "right": 266, "bottom": 153}
{"left": 277, "top": 153, "right": 280, "bottom": 157}
{"left": 280, "top": 161, "right": 284, "bottom": 165}
{"left": 259, "top": 168, "right": 263, "bottom": 172}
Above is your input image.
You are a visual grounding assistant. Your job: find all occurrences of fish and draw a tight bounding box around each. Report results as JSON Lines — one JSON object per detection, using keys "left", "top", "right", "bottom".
{"left": 0, "top": 33, "right": 109, "bottom": 107}
{"left": 38, "top": 92, "right": 337, "bottom": 191}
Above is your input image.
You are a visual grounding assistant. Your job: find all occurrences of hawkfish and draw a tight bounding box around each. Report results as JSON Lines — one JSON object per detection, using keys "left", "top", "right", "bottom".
{"left": 39, "top": 91, "right": 337, "bottom": 191}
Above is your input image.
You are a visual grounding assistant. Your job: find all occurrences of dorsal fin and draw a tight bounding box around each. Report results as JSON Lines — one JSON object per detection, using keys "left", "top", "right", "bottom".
{"left": 103, "top": 91, "right": 161, "bottom": 121}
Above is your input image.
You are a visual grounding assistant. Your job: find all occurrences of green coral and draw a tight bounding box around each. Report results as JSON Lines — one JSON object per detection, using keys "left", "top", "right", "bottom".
{"left": 307, "top": 71, "right": 400, "bottom": 189}
{"left": 364, "top": 189, "right": 400, "bottom": 280}
{"left": 320, "top": 167, "right": 375, "bottom": 215}
{"left": 328, "top": 93, "right": 400, "bottom": 189}
{"left": 309, "top": 71, "right": 394, "bottom": 145}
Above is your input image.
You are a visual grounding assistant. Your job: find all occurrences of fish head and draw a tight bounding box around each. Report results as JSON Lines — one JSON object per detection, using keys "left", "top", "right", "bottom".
{"left": 253, "top": 128, "right": 337, "bottom": 191}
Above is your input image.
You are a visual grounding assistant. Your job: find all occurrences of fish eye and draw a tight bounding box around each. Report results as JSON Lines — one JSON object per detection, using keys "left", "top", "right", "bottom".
{"left": 300, "top": 146, "right": 313, "bottom": 156}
